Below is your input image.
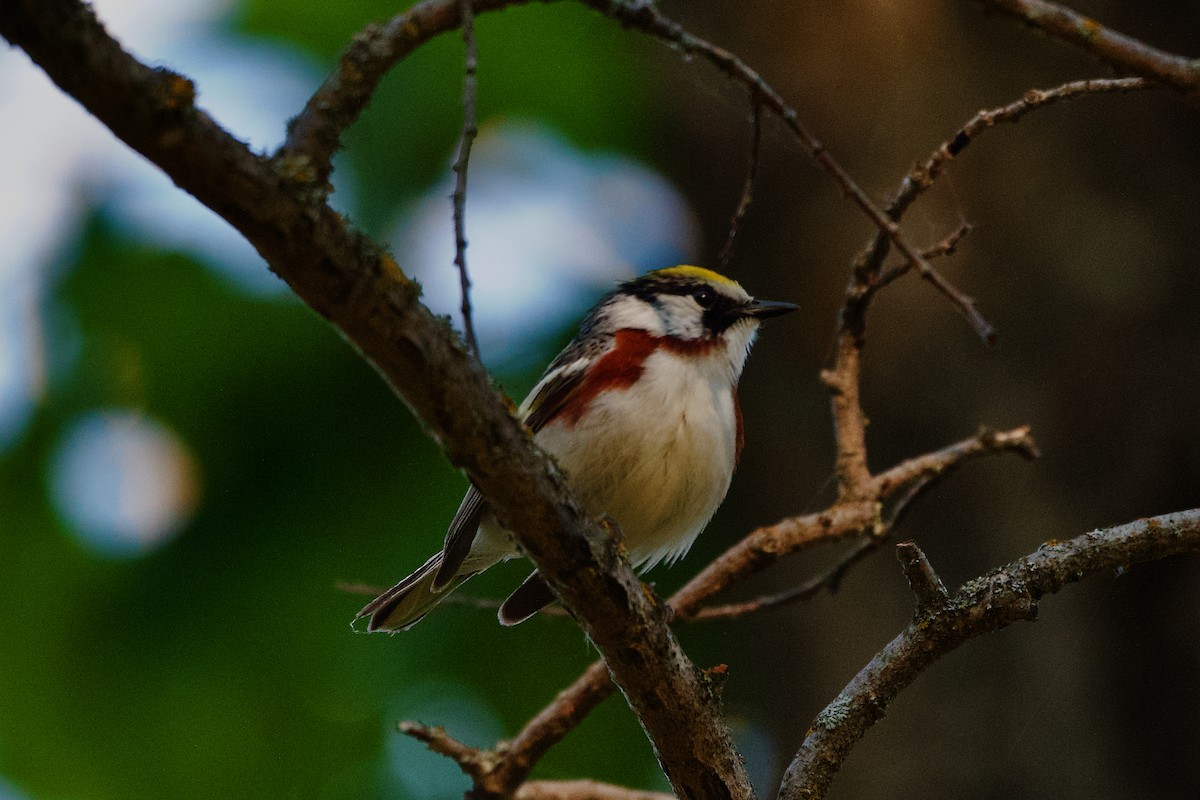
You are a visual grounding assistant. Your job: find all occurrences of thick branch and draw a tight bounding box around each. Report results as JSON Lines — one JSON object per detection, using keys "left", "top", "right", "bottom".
{"left": 778, "top": 509, "right": 1200, "bottom": 800}
{"left": 972, "top": 0, "right": 1200, "bottom": 95}
{"left": 0, "top": 3, "right": 748, "bottom": 797}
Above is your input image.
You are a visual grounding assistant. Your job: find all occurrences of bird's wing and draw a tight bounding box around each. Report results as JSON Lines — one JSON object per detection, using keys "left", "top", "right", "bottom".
{"left": 521, "top": 359, "right": 591, "bottom": 433}
{"left": 433, "top": 486, "right": 489, "bottom": 590}
{"left": 435, "top": 332, "right": 614, "bottom": 588}
{"left": 522, "top": 331, "right": 613, "bottom": 433}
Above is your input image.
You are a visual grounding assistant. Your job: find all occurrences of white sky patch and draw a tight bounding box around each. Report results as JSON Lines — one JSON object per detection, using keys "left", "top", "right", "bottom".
{"left": 393, "top": 121, "right": 698, "bottom": 370}
{"left": 385, "top": 681, "right": 504, "bottom": 800}
{"left": 0, "top": 0, "right": 330, "bottom": 451}
{"left": 48, "top": 410, "right": 200, "bottom": 558}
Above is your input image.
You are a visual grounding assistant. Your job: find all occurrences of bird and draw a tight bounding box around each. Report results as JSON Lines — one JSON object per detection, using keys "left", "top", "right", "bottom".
{"left": 357, "top": 265, "right": 797, "bottom": 632}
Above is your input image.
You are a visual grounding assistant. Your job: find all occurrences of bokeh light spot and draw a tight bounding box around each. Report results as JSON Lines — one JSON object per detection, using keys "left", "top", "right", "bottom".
{"left": 393, "top": 120, "right": 698, "bottom": 370}
{"left": 48, "top": 410, "right": 200, "bottom": 558}
{"left": 385, "top": 681, "right": 503, "bottom": 800}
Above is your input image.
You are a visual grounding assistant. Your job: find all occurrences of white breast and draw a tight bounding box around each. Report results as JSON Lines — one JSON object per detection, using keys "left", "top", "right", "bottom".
{"left": 534, "top": 345, "right": 741, "bottom": 570}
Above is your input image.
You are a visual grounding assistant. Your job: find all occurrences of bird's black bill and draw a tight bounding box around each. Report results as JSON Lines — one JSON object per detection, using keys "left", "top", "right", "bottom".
{"left": 742, "top": 299, "right": 800, "bottom": 320}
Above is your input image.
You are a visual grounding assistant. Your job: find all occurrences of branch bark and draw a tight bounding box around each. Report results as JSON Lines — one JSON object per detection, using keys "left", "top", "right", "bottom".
{"left": 778, "top": 509, "right": 1200, "bottom": 800}
{"left": 971, "top": 0, "right": 1200, "bottom": 96}
{"left": 0, "top": 2, "right": 750, "bottom": 797}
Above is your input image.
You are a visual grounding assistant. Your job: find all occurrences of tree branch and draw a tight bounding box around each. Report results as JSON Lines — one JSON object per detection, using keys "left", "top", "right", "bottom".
{"left": 277, "top": 0, "right": 542, "bottom": 191}
{"left": 778, "top": 509, "right": 1200, "bottom": 800}
{"left": 581, "top": 0, "right": 996, "bottom": 343}
{"left": 970, "top": 0, "right": 1200, "bottom": 96}
{"left": 717, "top": 98, "right": 762, "bottom": 269}
{"left": 478, "top": 422, "right": 1038, "bottom": 791}
{"left": 683, "top": 426, "right": 1037, "bottom": 622}
{"left": 0, "top": 2, "right": 750, "bottom": 797}
{"left": 453, "top": 0, "right": 482, "bottom": 355}
{"left": 515, "top": 780, "right": 675, "bottom": 800}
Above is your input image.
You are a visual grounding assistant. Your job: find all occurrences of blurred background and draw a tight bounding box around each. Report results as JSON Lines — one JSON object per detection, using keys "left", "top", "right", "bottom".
{"left": 1, "top": 0, "right": 1198, "bottom": 798}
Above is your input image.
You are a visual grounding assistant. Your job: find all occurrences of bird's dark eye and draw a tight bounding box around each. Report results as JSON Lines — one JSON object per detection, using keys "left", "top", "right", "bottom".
{"left": 691, "top": 287, "right": 716, "bottom": 309}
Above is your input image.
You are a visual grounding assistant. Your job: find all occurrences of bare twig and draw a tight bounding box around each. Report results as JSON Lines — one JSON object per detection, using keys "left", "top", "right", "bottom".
{"left": 778, "top": 509, "right": 1200, "bottom": 800}
{"left": 515, "top": 780, "right": 675, "bottom": 800}
{"left": 970, "top": 0, "right": 1200, "bottom": 95}
{"left": 682, "top": 538, "right": 879, "bottom": 622}
{"left": 857, "top": 76, "right": 1152, "bottom": 284}
{"left": 277, "top": 0, "right": 538, "bottom": 191}
{"left": 399, "top": 721, "right": 493, "bottom": 782}
{"left": 895, "top": 541, "right": 949, "bottom": 614}
{"left": 577, "top": 0, "right": 996, "bottom": 343}
{"left": 453, "top": 0, "right": 481, "bottom": 356}
{"left": 671, "top": 502, "right": 882, "bottom": 617}
{"left": 920, "top": 222, "right": 973, "bottom": 262}
{"left": 683, "top": 426, "right": 1036, "bottom": 622}
{"left": 875, "top": 222, "right": 974, "bottom": 291}
{"left": 870, "top": 426, "right": 1040, "bottom": 497}
{"left": 718, "top": 99, "right": 763, "bottom": 269}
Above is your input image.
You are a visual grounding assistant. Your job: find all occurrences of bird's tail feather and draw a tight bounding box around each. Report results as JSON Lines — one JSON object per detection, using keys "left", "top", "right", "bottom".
{"left": 498, "top": 571, "right": 557, "bottom": 626}
{"left": 357, "top": 552, "right": 474, "bottom": 632}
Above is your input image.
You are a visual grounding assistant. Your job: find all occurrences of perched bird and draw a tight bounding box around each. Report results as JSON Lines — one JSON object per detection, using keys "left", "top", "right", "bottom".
{"left": 358, "top": 265, "right": 797, "bottom": 631}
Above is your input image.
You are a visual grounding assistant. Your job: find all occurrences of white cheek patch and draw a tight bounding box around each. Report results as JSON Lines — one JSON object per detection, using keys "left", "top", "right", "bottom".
{"left": 655, "top": 294, "right": 704, "bottom": 338}
{"left": 603, "top": 297, "right": 665, "bottom": 335}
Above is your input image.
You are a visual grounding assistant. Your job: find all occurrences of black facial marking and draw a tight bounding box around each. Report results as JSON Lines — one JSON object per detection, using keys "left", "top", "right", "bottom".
{"left": 614, "top": 272, "right": 748, "bottom": 337}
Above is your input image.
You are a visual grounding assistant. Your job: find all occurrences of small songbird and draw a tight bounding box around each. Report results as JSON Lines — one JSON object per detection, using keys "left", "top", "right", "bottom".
{"left": 358, "top": 265, "right": 797, "bottom": 631}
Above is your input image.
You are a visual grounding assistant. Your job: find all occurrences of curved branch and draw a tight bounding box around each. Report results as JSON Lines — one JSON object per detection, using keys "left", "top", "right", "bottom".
{"left": 276, "top": 0, "right": 541, "bottom": 188}
{"left": 0, "top": 3, "right": 749, "bottom": 798}
{"left": 971, "top": 0, "right": 1200, "bottom": 95}
{"left": 778, "top": 509, "right": 1200, "bottom": 800}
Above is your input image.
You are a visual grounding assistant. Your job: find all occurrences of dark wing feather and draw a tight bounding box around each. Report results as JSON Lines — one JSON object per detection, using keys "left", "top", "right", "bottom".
{"left": 433, "top": 486, "right": 488, "bottom": 590}
{"left": 435, "top": 328, "right": 614, "bottom": 590}
{"left": 498, "top": 571, "right": 558, "bottom": 626}
{"left": 522, "top": 330, "right": 613, "bottom": 433}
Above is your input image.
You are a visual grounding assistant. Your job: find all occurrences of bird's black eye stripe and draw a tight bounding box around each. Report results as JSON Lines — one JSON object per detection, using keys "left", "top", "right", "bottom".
{"left": 691, "top": 286, "right": 716, "bottom": 309}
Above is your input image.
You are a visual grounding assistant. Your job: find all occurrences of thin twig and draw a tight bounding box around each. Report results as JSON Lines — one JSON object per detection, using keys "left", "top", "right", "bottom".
{"left": 875, "top": 222, "right": 975, "bottom": 291}
{"left": 399, "top": 721, "right": 492, "bottom": 782}
{"left": 857, "top": 77, "right": 1152, "bottom": 283}
{"left": 718, "top": 99, "right": 763, "bottom": 269}
{"left": 871, "top": 426, "right": 1040, "bottom": 497}
{"left": 683, "top": 426, "right": 1034, "bottom": 622}
{"left": 683, "top": 537, "right": 879, "bottom": 622}
{"left": 277, "top": 0, "right": 538, "bottom": 191}
{"left": 895, "top": 541, "right": 949, "bottom": 614}
{"left": 921, "top": 222, "right": 973, "bottom": 262}
{"left": 452, "top": 0, "right": 482, "bottom": 356}
{"left": 579, "top": 0, "right": 997, "bottom": 344}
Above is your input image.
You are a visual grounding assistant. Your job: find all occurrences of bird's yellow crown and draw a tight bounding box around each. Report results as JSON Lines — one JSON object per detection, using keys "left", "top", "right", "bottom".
{"left": 649, "top": 265, "right": 742, "bottom": 289}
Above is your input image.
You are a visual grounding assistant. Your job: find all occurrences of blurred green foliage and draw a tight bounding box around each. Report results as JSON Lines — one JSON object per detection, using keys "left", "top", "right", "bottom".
{"left": 5, "top": 1, "right": 1200, "bottom": 799}
{"left": 0, "top": 1, "right": 668, "bottom": 798}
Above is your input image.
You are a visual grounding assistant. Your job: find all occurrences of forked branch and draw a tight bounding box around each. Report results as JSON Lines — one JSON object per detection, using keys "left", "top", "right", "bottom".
{"left": 779, "top": 509, "right": 1200, "bottom": 800}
